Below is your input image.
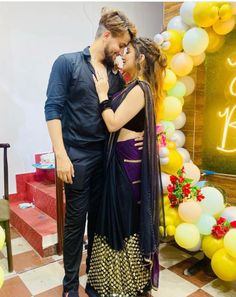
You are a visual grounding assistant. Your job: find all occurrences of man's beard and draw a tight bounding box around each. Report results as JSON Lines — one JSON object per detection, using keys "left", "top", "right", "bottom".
{"left": 103, "top": 46, "right": 115, "bottom": 69}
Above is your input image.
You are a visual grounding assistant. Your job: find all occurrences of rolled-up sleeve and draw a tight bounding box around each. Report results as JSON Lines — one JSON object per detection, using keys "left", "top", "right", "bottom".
{"left": 44, "top": 55, "right": 72, "bottom": 121}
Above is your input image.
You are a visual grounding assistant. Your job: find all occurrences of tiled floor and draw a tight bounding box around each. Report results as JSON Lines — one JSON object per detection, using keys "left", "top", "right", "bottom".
{"left": 0, "top": 227, "right": 236, "bottom": 297}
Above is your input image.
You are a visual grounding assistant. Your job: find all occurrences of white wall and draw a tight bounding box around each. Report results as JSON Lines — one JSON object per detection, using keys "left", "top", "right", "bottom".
{"left": 0, "top": 2, "right": 163, "bottom": 195}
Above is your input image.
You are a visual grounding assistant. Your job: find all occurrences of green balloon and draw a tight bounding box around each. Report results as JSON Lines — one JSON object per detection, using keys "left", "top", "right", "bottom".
{"left": 167, "top": 81, "right": 186, "bottom": 98}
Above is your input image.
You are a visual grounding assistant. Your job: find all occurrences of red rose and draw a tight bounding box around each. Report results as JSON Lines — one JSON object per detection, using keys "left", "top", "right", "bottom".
{"left": 197, "top": 194, "right": 205, "bottom": 202}
{"left": 217, "top": 217, "right": 226, "bottom": 225}
{"left": 178, "top": 176, "right": 185, "bottom": 183}
{"left": 170, "top": 175, "right": 178, "bottom": 184}
{"left": 182, "top": 184, "right": 191, "bottom": 196}
{"left": 167, "top": 184, "right": 175, "bottom": 193}
{"left": 230, "top": 221, "right": 236, "bottom": 228}
{"left": 181, "top": 166, "right": 185, "bottom": 173}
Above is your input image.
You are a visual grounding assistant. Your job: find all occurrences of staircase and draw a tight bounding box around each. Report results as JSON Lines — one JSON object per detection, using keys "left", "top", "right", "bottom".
{"left": 9, "top": 154, "right": 65, "bottom": 257}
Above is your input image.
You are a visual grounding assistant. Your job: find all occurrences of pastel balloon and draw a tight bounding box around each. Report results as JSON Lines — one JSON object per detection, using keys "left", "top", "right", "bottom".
{"left": 196, "top": 214, "right": 216, "bottom": 235}
{"left": 211, "top": 248, "right": 236, "bottom": 281}
{"left": 162, "top": 96, "right": 182, "bottom": 121}
{"left": 154, "top": 33, "right": 164, "bottom": 45}
{"left": 232, "top": 3, "right": 236, "bottom": 15}
{"left": 167, "top": 16, "right": 190, "bottom": 33}
{"left": 200, "top": 187, "right": 225, "bottom": 216}
{"left": 0, "top": 226, "right": 5, "bottom": 250}
{"left": 0, "top": 266, "right": 4, "bottom": 288}
{"left": 180, "top": 2, "right": 196, "bottom": 27}
{"left": 161, "top": 149, "right": 183, "bottom": 176}
{"left": 173, "top": 112, "right": 186, "bottom": 129}
{"left": 171, "top": 52, "right": 193, "bottom": 77}
{"left": 177, "top": 148, "right": 191, "bottom": 163}
{"left": 202, "top": 235, "right": 224, "bottom": 259}
{"left": 219, "top": 4, "right": 233, "bottom": 22}
{"left": 162, "top": 29, "right": 183, "bottom": 54}
{"left": 179, "top": 76, "right": 195, "bottom": 96}
{"left": 191, "top": 52, "right": 206, "bottom": 66}
{"left": 163, "top": 69, "right": 177, "bottom": 90}
{"left": 221, "top": 206, "right": 236, "bottom": 222}
{"left": 213, "top": 17, "right": 235, "bottom": 35}
{"left": 178, "top": 200, "right": 202, "bottom": 223}
{"left": 170, "top": 130, "right": 186, "bottom": 148}
{"left": 159, "top": 146, "right": 170, "bottom": 158}
{"left": 187, "top": 236, "right": 202, "bottom": 252}
{"left": 160, "top": 157, "right": 169, "bottom": 165}
{"left": 160, "top": 120, "right": 175, "bottom": 139}
{"left": 183, "top": 162, "right": 201, "bottom": 185}
{"left": 161, "top": 172, "right": 171, "bottom": 194}
{"left": 224, "top": 229, "right": 236, "bottom": 258}
{"left": 165, "top": 206, "right": 182, "bottom": 226}
{"left": 166, "top": 225, "right": 176, "bottom": 236}
{"left": 193, "top": 2, "right": 219, "bottom": 27}
{"left": 167, "top": 81, "right": 186, "bottom": 98}
{"left": 206, "top": 27, "right": 225, "bottom": 53}
{"left": 183, "top": 27, "right": 209, "bottom": 56}
{"left": 175, "top": 223, "right": 200, "bottom": 249}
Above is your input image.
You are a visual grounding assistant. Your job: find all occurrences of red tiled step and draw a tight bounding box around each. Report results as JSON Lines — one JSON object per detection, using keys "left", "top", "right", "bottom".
{"left": 10, "top": 201, "right": 57, "bottom": 257}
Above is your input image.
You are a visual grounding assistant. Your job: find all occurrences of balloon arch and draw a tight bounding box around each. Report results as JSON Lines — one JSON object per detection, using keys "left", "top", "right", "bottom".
{"left": 155, "top": 2, "right": 236, "bottom": 282}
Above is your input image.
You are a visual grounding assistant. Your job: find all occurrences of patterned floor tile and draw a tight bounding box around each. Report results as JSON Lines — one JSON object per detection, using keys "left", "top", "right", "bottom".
{"left": 0, "top": 276, "right": 31, "bottom": 297}
{"left": 202, "top": 278, "right": 236, "bottom": 297}
{"left": 187, "top": 289, "right": 214, "bottom": 297}
{"left": 19, "top": 262, "right": 64, "bottom": 295}
{"left": 159, "top": 243, "right": 191, "bottom": 268}
{"left": 1, "top": 237, "right": 33, "bottom": 257}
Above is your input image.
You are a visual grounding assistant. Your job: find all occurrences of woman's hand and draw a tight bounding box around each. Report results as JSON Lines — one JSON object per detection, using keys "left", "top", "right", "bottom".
{"left": 93, "top": 69, "right": 109, "bottom": 102}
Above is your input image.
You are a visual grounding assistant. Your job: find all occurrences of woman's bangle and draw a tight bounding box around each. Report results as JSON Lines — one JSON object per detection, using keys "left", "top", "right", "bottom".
{"left": 99, "top": 99, "right": 111, "bottom": 112}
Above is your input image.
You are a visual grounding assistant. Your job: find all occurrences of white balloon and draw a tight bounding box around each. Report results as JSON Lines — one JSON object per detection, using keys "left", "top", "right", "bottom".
{"left": 173, "top": 112, "right": 186, "bottom": 129}
{"left": 154, "top": 33, "right": 164, "bottom": 45}
{"left": 170, "top": 130, "right": 186, "bottom": 147}
{"left": 183, "top": 27, "right": 209, "bottom": 56}
{"left": 180, "top": 2, "right": 196, "bottom": 27}
{"left": 167, "top": 15, "right": 190, "bottom": 33}
{"left": 160, "top": 157, "right": 169, "bottom": 165}
{"left": 187, "top": 236, "right": 202, "bottom": 252}
{"left": 161, "top": 31, "right": 170, "bottom": 41}
{"left": 162, "top": 41, "right": 171, "bottom": 50}
{"left": 200, "top": 187, "right": 225, "bottom": 216}
{"left": 183, "top": 162, "right": 201, "bottom": 185}
{"left": 178, "top": 76, "right": 195, "bottom": 96}
{"left": 159, "top": 147, "right": 170, "bottom": 158}
{"left": 161, "top": 172, "right": 171, "bottom": 194}
{"left": 177, "top": 148, "right": 191, "bottom": 163}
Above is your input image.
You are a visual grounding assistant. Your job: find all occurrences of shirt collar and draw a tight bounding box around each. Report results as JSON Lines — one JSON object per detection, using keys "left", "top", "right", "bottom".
{"left": 83, "top": 46, "right": 91, "bottom": 60}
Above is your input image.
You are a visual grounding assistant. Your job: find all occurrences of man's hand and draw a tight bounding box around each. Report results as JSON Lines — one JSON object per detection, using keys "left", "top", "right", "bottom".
{"left": 134, "top": 131, "right": 144, "bottom": 150}
{"left": 56, "top": 152, "right": 74, "bottom": 184}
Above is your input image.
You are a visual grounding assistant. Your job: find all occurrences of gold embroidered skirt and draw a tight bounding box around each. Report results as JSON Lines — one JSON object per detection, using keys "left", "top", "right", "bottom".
{"left": 87, "top": 233, "right": 151, "bottom": 297}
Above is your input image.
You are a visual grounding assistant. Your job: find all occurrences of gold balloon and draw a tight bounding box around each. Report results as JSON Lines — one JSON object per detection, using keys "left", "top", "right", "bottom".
{"left": 171, "top": 53, "right": 193, "bottom": 77}
{"left": 211, "top": 248, "right": 236, "bottom": 281}
{"left": 202, "top": 235, "right": 224, "bottom": 259}
{"left": 205, "top": 27, "right": 225, "bottom": 53}
{"left": 163, "top": 69, "right": 177, "bottom": 91}
{"left": 193, "top": 2, "right": 219, "bottom": 27}
{"left": 161, "top": 148, "right": 183, "bottom": 175}
{"left": 162, "top": 30, "right": 183, "bottom": 55}
{"left": 166, "top": 225, "right": 176, "bottom": 236}
{"left": 213, "top": 17, "right": 236, "bottom": 35}
{"left": 219, "top": 4, "right": 233, "bottom": 21}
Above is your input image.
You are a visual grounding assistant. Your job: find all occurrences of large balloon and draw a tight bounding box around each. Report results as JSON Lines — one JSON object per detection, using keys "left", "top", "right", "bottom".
{"left": 178, "top": 200, "right": 202, "bottom": 223}
{"left": 200, "top": 187, "right": 225, "bottom": 216}
{"left": 177, "top": 148, "right": 191, "bottom": 163}
{"left": 179, "top": 76, "right": 195, "bottom": 96}
{"left": 180, "top": 2, "right": 196, "bottom": 27}
{"left": 167, "top": 16, "right": 189, "bottom": 33}
{"left": 191, "top": 52, "right": 206, "bottom": 66}
{"left": 162, "top": 96, "right": 182, "bottom": 121}
{"left": 163, "top": 69, "right": 177, "bottom": 90}
{"left": 167, "top": 81, "right": 186, "bottom": 98}
{"left": 211, "top": 248, "right": 236, "bottom": 281}
{"left": 171, "top": 53, "right": 193, "bottom": 76}
{"left": 183, "top": 162, "right": 201, "bottom": 185}
{"left": 183, "top": 27, "right": 209, "bottom": 56}
{"left": 221, "top": 206, "right": 236, "bottom": 222}
{"left": 193, "top": 2, "right": 219, "bottom": 27}
{"left": 202, "top": 235, "right": 224, "bottom": 259}
{"left": 170, "top": 130, "right": 186, "bottom": 148}
{"left": 175, "top": 223, "right": 200, "bottom": 249}
{"left": 173, "top": 112, "right": 186, "bottom": 129}
{"left": 161, "top": 149, "right": 183, "bottom": 175}
{"left": 196, "top": 214, "right": 216, "bottom": 235}
{"left": 206, "top": 27, "right": 225, "bottom": 53}
{"left": 161, "top": 30, "right": 183, "bottom": 54}
{"left": 224, "top": 229, "right": 236, "bottom": 258}
{"left": 0, "top": 226, "right": 5, "bottom": 250}
{"left": 213, "top": 17, "right": 236, "bottom": 35}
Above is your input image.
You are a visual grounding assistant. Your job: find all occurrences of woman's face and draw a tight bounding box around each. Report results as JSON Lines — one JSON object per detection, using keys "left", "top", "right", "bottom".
{"left": 122, "top": 44, "right": 136, "bottom": 74}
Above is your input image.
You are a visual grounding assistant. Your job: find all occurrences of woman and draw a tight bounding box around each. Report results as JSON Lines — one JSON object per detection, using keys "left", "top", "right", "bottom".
{"left": 87, "top": 37, "right": 167, "bottom": 297}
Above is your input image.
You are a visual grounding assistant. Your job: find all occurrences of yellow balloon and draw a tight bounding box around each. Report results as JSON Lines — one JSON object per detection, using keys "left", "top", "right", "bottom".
{"left": 166, "top": 207, "right": 182, "bottom": 226}
{"left": 202, "top": 235, "right": 224, "bottom": 259}
{"left": 162, "top": 96, "right": 182, "bottom": 121}
{"left": 0, "top": 226, "right": 5, "bottom": 250}
{"left": 0, "top": 266, "right": 4, "bottom": 288}
{"left": 224, "top": 229, "right": 236, "bottom": 258}
{"left": 165, "top": 215, "right": 174, "bottom": 226}
{"left": 166, "top": 140, "right": 176, "bottom": 150}
{"left": 165, "top": 53, "right": 174, "bottom": 67}
{"left": 159, "top": 226, "right": 165, "bottom": 237}
{"left": 161, "top": 148, "right": 183, "bottom": 175}
{"left": 211, "top": 248, "right": 236, "bottom": 281}
{"left": 175, "top": 223, "right": 200, "bottom": 249}
{"left": 191, "top": 52, "right": 206, "bottom": 66}
{"left": 213, "top": 17, "right": 236, "bottom": 35}
{"left": 193, "top": 2, "right": 219, "bottom": 27}
{"left": 205, "top": 27, "right": 225, "bottom": 53}
{"left": 219, "top": 4, "right": 233, "bottom": 21}
{"left": 162, "top": 30, "right": 183, "bottom": 54}
{"left": 163, "top": 69, "right": 177, "bottom": 91}
{"left": 166, "top": 225, "right": 176, "bottom": 236}
{"left": 171, "top": 53, "right": 193, "bottom": 77}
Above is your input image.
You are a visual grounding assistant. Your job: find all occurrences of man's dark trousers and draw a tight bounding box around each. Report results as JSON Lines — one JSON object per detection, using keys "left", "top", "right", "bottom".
{"left": 62, "top": 142, "right": 105, "bottom": 293}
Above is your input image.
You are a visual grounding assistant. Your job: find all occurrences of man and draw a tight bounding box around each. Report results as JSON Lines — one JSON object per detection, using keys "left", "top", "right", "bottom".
{"left": 44, "top": 8, "right": 137, "bottom": 297}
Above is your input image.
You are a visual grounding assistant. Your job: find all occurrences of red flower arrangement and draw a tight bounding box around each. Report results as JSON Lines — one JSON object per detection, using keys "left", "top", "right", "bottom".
{"left": 167, "top": 166, "right": 205, "bottom": 208}
{"left": 211, "top": 217, "right": 236, "bottom": 239}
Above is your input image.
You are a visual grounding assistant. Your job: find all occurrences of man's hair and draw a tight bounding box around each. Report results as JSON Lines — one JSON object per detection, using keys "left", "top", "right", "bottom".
{"left": 96, "top": 7, "right": 137, "bottom": 40}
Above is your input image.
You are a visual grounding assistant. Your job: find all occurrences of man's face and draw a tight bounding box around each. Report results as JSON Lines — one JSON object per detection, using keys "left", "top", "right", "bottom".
{"left": 103, "top": 31, "right": 131, "bottom": 68}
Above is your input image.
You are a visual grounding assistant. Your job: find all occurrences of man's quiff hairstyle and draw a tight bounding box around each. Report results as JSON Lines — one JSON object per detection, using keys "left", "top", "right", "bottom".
{"left": 96, "top": 7, "right": 137, "bottom": 39}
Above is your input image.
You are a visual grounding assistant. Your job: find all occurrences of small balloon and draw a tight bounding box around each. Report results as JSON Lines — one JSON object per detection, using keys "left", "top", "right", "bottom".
{"left": 183, "top": 162, "right": 201, "bottom": 185}
{"left": 173, "top": 112, "right": 186, "bottom": 129}
{"left": 175, "top": 223, "right": 200, "bottom": 249}
{"left": 167, "top": 15, "right": 190, "bottom": 33}
{"left": 202, "top": 235, "right": 224, "bottom": 259}
{"left": 171, "top": 52, "right": 193, "bottom": 77}
{"left": 178, "top": 76, "right": 195, "bottom": 96}
{"left": 170, "top": 130, "right": 186, "bottom": 148}
{"left": 196, "top": 214, "right": 216, "bottom": 235}
{"left": 180, "top": 2, "right": 196, "bottom": 27}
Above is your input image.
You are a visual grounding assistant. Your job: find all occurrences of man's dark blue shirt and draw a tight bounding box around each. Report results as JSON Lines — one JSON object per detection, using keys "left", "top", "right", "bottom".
{"left": 45, "top": 47, "right": 124, "bottom": 148}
